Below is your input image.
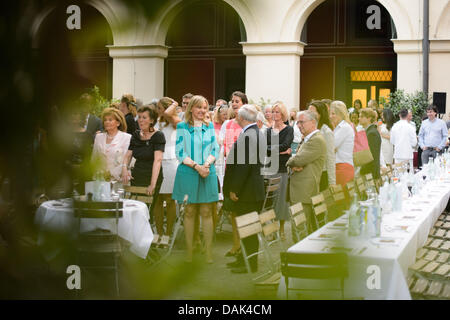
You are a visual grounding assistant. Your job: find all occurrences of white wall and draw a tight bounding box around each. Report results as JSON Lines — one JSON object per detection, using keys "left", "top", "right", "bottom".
{"left": 429, "top": 40, "right": 450, "bottom": 115}
{"left": 243, "top": 42, "right": 304, "bottom": 110}
{"left": 109, "top": 45, "right": 167, "bottom": 103}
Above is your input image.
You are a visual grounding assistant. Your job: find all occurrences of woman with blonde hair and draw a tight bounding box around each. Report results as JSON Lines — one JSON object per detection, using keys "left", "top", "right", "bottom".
{"left": 266, "top": 101, "right": 293, "bottom": 240}
{"left": 263, "top": 105, "right": 274, "bottom": 129}
{"left": 213, "top": 104, "right": 229, "bottom": 138}
{"left": 120, "top": 93, "right": 138, "bottom": 135}
{"left": 172, "top": 95, "right": 219, "bottom": 263}
{"left": 92, "top": 108, "right": 131, "bottom": 181}
{"left": 329, "top": 100, "right": 355, "bottom": 185}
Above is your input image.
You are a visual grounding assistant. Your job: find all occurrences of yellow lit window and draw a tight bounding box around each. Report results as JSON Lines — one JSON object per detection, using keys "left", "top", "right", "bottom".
{"left": 351, "top": 71, "right": 392, "bottom": 82}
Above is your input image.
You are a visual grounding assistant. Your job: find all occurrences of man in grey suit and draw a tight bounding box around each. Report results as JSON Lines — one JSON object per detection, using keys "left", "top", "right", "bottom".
{"left": 286, "top": 111, "right": 327, "bottom": 233}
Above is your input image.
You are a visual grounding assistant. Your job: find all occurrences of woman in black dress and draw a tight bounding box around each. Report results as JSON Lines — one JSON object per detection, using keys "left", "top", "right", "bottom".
{"left": 121, "top": 105, "right": 165, "bottom": 200}
{"left": 266, "top": 101, "right": 294, "bottom": 241}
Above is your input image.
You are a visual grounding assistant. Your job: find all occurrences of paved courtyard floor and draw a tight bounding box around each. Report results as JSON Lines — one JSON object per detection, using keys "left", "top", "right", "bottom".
{"left": 116, "top": 221, "right": 293, "bottom": 300}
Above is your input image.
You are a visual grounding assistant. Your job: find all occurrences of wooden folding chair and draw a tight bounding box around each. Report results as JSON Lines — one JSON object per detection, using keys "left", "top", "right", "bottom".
{"left": 123, "top": 186, "right": 161, "bottom": 243}
{"left": 123, "top": 185, "right": 153, "bottom": 206}
{"left": 280, "top": 252, "right": 348, "bottom": 299}
{"left": 311, "top": 193, "right": 329, "bottom": 228}
{"left": 147, "top": 195, "right": 189, "bottom": 267}
{"left": 355, "top": 177, "right": 367, "bottom": 200}
{"left": 328, "top": 185, "right": 346, "bottom": 220}
{"left": 235, "top": 211, "right": 273, "bottom": 282}
{"left": 321, "top": 188, "right": 335, "bottom": 209}
{"left": 259, "top": 209, "right": 284, "bottom": 271}
{"left": 289, "top": 202, "right": 309, "bottom": 243}
{"left": 73, "top": 200, "right": 123, "bottom": 297}
{"left": 345, "top": 181, "right": 356, "bottom": 201}
{"left": 363, "top": 173, "right": 377, "bottom": 193}
{"left": 261, "top": 176, "right": 282, "bottom": 212}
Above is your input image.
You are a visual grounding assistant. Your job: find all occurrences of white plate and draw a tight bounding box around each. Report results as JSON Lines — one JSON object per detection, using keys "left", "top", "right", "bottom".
{"left": 395, "top": 214, "right": 419, "bottom": 221}
{"left": 327, "top": 222, "right": 348, "bottom": 230}
{"left": 384, "top": 225, "right": 412, "bottom": 233}
{"left": 322, "top": 245, "right": 355, "bottom": 254}
{"left": 371, "top": 237, "right": 403, "bottom": 246}
{"left": 309, "top": 233, "right": 341, "bottom": 241}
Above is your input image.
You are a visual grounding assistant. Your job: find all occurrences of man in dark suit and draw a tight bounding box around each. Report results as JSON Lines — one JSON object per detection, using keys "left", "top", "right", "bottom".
{"left": 359, "top": 108, "right": 381, "bottom": 179}
{"left": 79, "top": 93, "right": 103, "bottom": 141}
{"left": 223, "top": 104, "right": 266, "bottom": 274}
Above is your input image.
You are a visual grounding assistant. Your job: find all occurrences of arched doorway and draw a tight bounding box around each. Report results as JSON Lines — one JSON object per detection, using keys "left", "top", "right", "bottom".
{"left": 299, "top": 0, "right": 397, "bottom": 109}
{"left": 165, "top": 0, "right": 246, "bottom": 104}
{"left": 34, "top": 3, "right": 113, "bottom": 100}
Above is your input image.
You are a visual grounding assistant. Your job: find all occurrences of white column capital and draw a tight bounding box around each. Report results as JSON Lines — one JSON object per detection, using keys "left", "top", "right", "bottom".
{"left": 240, "top": 41, "right": 306, "bottom": 56}
{"left": 392, "top": 39, "right": 423, "bottom": 54}
{"left": 430, "top": 39, "right": 450, "bottom": 53}
{"left": 107, "top": 45, "right": 169, "bottom": 59}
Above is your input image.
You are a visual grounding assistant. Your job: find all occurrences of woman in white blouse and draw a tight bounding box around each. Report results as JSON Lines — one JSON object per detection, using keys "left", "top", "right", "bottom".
{"left": 153, "top": 97, "right": 182, "bottom": 239}
{"left": 308, "top": 101, "right": 336, "bottom": 190}
{"left": 329, "top": 101, "right": 355, "bottom": 186}
{"left": 379, "top": 109, "right": 394, "bottom": 165}
{"left": 92, "top": 108, "right": 131, "bottom": 181}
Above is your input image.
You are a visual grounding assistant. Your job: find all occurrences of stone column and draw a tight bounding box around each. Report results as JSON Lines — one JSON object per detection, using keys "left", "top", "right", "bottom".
{"left": 241, "top": 42, "right": 305, "bottom": 110}
{"left": 392, "top": 39, "right": 423, "bottom": 93}
{"left": 108, "top": 45, "right": 168, "bottom": 103}
{"left": 429, "top": 40, "right": 450, "bottom": 114}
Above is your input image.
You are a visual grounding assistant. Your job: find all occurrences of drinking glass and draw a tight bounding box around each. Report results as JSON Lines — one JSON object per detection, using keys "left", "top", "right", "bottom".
{"left": 117, "top": 188, "right": 125, "bottom": 200}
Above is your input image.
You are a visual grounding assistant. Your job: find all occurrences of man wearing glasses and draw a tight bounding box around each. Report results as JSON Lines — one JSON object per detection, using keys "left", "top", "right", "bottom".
{"left": 286, "top": 111, "right": 326, "bottom": 232}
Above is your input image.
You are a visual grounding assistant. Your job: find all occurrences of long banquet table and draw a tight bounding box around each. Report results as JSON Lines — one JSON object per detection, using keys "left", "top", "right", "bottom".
{"left": 278, "top": 175, "right": 450, "bottom": 299}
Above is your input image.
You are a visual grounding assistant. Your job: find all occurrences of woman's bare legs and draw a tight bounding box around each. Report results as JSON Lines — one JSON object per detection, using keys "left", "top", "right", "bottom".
{"left": 183, "top": 204, "right": 197, "bottom": 262}
{"left": 159, "top": 194, "right": 176, "bottom": 236}
{"left": 200, "top": 203, "right": 214, "bottom": 263}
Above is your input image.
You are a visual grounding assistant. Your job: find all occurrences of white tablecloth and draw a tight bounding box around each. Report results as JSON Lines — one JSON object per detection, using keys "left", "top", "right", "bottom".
{"left": 278, "top": 177, "right": 450, "bottom": 300}
{"left": 35, "top": 199, "right": 153, "bottom": 259}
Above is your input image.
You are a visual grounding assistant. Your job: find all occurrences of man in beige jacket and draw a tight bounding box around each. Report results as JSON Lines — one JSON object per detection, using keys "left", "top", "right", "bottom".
{"left": 287, "top": 111, "right": 327, "bottom": 232}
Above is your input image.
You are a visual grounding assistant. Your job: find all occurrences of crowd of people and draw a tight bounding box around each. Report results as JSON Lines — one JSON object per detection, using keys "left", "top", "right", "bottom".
{"left": 68, "top": 89, "right": 449, "bottom": 273}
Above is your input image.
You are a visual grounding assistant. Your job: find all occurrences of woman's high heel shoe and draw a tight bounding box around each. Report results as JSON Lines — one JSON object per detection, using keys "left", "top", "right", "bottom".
{"left": 225, "top": 248, "right": 241, "bottom": 257}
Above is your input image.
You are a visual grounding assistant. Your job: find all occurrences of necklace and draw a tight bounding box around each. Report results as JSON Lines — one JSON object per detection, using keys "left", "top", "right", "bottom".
{"left": 106, "top": 131, "right": 118, "bottom": 140}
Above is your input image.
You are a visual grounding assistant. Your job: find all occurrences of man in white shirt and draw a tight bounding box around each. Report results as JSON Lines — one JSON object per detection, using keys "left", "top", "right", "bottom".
{"left": 390, "top": 109, "right": 417, "bottom": 169}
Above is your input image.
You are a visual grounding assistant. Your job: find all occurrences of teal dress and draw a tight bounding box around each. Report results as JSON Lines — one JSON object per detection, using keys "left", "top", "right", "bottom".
{"left": 172, "top": 121, "right": 219, "bottom": 204}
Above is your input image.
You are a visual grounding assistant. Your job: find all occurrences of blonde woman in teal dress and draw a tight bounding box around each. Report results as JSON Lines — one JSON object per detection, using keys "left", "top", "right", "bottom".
{"left": 172, "top": 95, "right": 219, "bottom": 263}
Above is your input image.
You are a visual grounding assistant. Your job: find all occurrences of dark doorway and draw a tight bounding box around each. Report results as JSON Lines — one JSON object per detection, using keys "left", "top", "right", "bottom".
{"left": 165, "top": 0, "right": 246, "bottom": 104}
{"left": 35, "top": 3, "right": 113, "bottom": 100}
{"left": 300, "top": 0, "right": 397, "bottom": 109}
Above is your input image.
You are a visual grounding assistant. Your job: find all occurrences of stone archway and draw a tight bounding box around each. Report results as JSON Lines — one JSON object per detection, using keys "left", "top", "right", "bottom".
{"left": 33, "top": 2, "right": 115, "bottom": 98}
{"left": 434, "top": 1, "right": 450, "bottom": 38}
{"left": 31, "top": 0, "right": 122, "bottom": 48}
{"left": 280, "top": 0, "right": 413, "bottom": 42}
{"left": 156, "top": 0, "right": 249, "bottom": 103}
{"left": 284, "top": 0, "right": 400, "bottom": 108}
{"left": 146, "top": 0, "right": 256, "bottom": 46}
